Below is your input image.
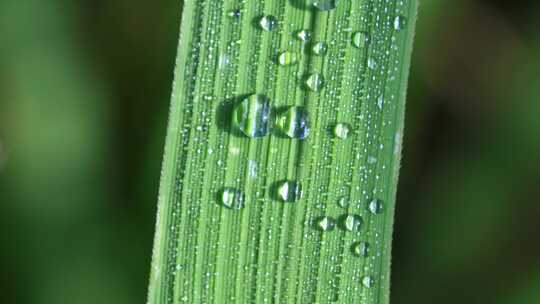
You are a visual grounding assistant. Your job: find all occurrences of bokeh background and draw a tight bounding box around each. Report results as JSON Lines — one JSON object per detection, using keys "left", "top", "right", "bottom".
{"left": 1, "top": 0, "right": 539, "bottom": 303}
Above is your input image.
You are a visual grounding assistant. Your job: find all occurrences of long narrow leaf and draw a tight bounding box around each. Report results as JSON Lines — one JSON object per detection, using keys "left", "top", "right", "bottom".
{"left": 148, "top": 0, "right": 417, "bottom": 303}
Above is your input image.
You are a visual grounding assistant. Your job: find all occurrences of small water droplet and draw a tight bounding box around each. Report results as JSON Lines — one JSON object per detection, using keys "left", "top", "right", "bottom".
{"left": 227, "top": 9, "right": 241, "bottom": 19}
{"left": 367, "top": 58, "right": 377, "bottom": 70}
{"left": 313, "top": 0, "right": 339, "bottom": 11}
{"left": 312, "top": 42, "right": 328, "bottom": 56}
{"left": 295, "top": 29, "right": 312, "bottom": 42}
{"left": 362, "top": 276, "right": 374, "bottom": 288}
{"left": 305, "top": 73, "right": 324, "bottom": 91}
{"left": 394, "top": 15, "right": 407, "bottom": 31}
{"left": 316, "top": 216, "right": 336, "bottom": 231}
{"left": 276, "top": 181, "right": 303, "bottom": 202}
{"left": 338, "top": 196, "right": 349, "bottom": 208}
{"left": 233, "top": 94, "right": 273, "bottom": 138}
{"left": 343, "top": 214, "right": 363, "bottom": 232}
{"left": 352, "top": 31, "right": 369, "bottom": 48}
{"left": 219, "top": 188, "right": 245, "bottom": 210}
{"left": 368, "top": 198, "right": 384, "bottom": 214}
{"left": 352, "top": 242, "right": 369, "bottom": 257}
{"left": 277, "top": 106, "right": 311, "bottom": 139}
{"left": 259, "top": 15, "right": 278, "bottom": 32}
{"left": 278, "top": 51, "right": 298, "bottom": 66}
{"left": 334, "top": 123, "right": 352, "bottom": 139}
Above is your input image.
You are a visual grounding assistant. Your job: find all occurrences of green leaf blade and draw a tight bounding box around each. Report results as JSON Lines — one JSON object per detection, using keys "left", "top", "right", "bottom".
{"left": 148, "top": 0, "right": 417, "bottom": 303}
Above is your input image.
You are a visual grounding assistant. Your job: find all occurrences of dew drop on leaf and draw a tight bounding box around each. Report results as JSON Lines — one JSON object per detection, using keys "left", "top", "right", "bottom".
{"left": 233, "top": 94, "right": 274, "bottom": 138}
{"left": 352, "top": 242, "right": 369, "bottom": 257}
{"left": 219, "top": 188, "right": 245, "bottom": 210}
{"left": 316, "top": 216, "right": 336, "bottom": 231}
{"left": 276, "top": 181, "right": 303, "bottom": 202}
{"left": 334, "top": 123, "right": 352, "bottom": 139}
{"left": 352, "top": 31, "right": 369, "bottom": 48}
{"left": 368, "top": 198, "right": 384, "bottom": 214}
{"left": 295, "top": 29, "right": 312, "bottom": 42}
{"left": 343, "top": 214, "right": 363, "bottom": 232}
{"left": 313, "top": 0, "right": 339, "bottom": 11}
{"left": 305, "top": 73, "right": 324, "bottom": 91}
{"left": 338, "top": 196, "right": 349, "bottom": 208}
{"left": 278, "top": 51, "right": 298, "bottom": 66}
{"left": 362, "top": 276, "right": 374, "bottom": 288}
{"left": 277, "top": 106, "right": 311, "bottom": 139}
{"left": 394, "top": 15, "right": 407, "bottom": 31}
{"left": 312, "top": 42, "right": 328, "bottom": 56}
{"left": 259, "top": 15, "right": 278, "bottom": 32}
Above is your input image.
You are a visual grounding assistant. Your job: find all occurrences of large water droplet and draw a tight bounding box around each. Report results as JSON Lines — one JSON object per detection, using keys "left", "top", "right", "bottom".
{"left": 233, "top": 94, "right": 273, "bottom": 138}
{"left": 362, "top": 276, "right": 374, "bottom": 288}
{"left": 334, "top": 123, "right": 352, "bottom": 139}
{"left": 278, "top": 51, "right": 298, "bottom": 66}
{"left": 313, "top": 0, "right": 339, "bottom": 11}
{"left": 343, "top": 214, "right": 363, "bottom": 232}
{"left": 277, "top": 106, "right": 311, "bottom": 139}
{"left": 316, "top": 216, "right": 336, "bottom": 231}
{"left": 306, "top": 73, "right": 324, "bottom": 91}
{"left": 312, "top": 42, "right": 328, "bottom": 56}
{"left": 295, "top": 29, "right": 312, "bottom": 42}
{"left": 352, "top": 242, "right": 369, "bottom": 257}
{"left": 276, "top": 181, "right": 303, "bottom": 202}
{"left": 368, "top": 198, "right": 384, "bottom": 214}
{"left": 219, "top": 188, "right": 245, "bottom": 210}
{"left": 259, "top": 15, "right": 278, "bottom": 32}
{"left": 352, "top": 31, "right": 369, "bottom": 48}
{"left": 394, "top": 15, "right": 407, "bottom": 31}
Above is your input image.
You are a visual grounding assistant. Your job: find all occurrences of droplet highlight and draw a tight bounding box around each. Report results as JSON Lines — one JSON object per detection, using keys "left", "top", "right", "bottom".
{"left": 233, "top": 94, "right": 273, "bottom": 138}
{"left": 316, "top": 216, "right": 336, "bottom": 231}
{"left": 278, "top": 51, "right": 298, "bottom": 66}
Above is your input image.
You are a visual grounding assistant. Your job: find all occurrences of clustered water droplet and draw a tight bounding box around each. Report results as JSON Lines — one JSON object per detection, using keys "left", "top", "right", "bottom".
{"left": 233, "top": 94, "right": 273, "bottom": 138}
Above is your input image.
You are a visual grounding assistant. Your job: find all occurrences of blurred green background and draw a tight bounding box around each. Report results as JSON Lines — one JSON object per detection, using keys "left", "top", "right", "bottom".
{"left": 0, "top": 0, "right": 538, "bottom": 303}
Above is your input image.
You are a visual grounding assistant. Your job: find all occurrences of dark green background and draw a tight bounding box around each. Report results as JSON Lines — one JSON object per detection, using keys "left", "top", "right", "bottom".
{"left": 1, "top": 0, "right": 539, "bottom": 303}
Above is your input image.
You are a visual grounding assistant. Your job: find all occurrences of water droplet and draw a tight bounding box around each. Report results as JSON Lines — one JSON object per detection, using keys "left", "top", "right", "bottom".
{"left": 219, "top": 188, "right": 245, "bottom": 210}
{"left": 276, "top": 181, "right": 303, "bottom": 202}
{"left": 352, "top": 242, "right": 369, "bottom": 257}
{"left": 367, "top": 58, "right": 377, "bottom": 70}
{"left": 278, "top": 51, "right": 298, "bottom": 66}
{"left": 343, "top": 214, "right": 363, "bottom": 232}
{"left": 295, "top": 29, "right": 312, "bottom": 42}
{"left": 233, "top": 94, "right": 273, "bottom": 138}
{"left": 368, "top": 198, "right": 384, "bottom": 214}
{"left": 316, "top": 216, "right": 336, "bottom": 231}
{"left": 277, "top": 106, "right": 311, "bottom": 139}
{"left": 313, "top": 0, "right": 339, "bottom": 11}
{"left": 305, "top": 73, "right": 324, "bottom": 91}
{"left": 312, "top": 42, "right": 328, "bottom": 56}
{"left": 362, "top": 276, "right": 374, "bottom": 288}
{"left": 334, "top": 123, "right": 352, "bottom": 139}
{"left": 352, "top": 31, "right": 369, "bottom": 48}
{"left": 227, "top": 9, "right": 241, "bottom": 19}
{"left": 394, "top": 15, "right": 407, "bottom": 31}
{"left": 337, "top": 196, "right": 349, "bottom": 208}
{"left": 259, "top": 15, "right": 278, "bottom": 32}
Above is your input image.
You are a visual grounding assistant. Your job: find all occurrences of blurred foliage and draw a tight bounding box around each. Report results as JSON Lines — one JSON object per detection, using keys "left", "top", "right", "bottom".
{"left": 0, "top": 0, "right": 538, "bottom": 303}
